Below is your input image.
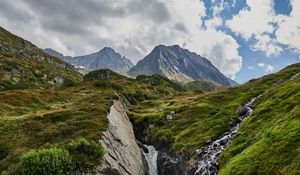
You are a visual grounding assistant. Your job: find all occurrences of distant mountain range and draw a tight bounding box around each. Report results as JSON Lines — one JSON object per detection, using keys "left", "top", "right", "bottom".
{"left": 128, "top": 45, "right": 237, "bottom": 86}
{"left": 44, "top": 47, "right": 134, "bottom": 72}
{"left": 45, "top": 45, "right": 237, "bottom": 86}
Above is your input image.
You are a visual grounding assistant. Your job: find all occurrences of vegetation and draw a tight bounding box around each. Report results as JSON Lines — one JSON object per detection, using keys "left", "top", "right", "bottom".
{"left": 14, "top": 147, "right": 73, "bottom": 175}
{"left": 184, "top": 80, "right": 223, "bottom": 92}
{"left": 128, "top": 64, "right": 300, "bottom": 158}
{"left": 1, "top": 25, "right": 300, "bottom": 174}
{"left": 218, "top": 68, "right": 300, "bottom": 175}
{"left": 0, "top": 26, "right": 82, "bottom": 90}
{"left": 0, "top": 82, "right": 111, "bottom": 174}
{"left": 0, "top": 66, "right": 185, "bottom": 174}
{"left": 67, "top": 138, "right": 105, "bottom": 173}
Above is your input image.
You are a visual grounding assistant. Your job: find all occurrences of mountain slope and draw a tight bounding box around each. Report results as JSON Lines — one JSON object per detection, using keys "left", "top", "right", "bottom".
{"left": 184, "top": 80, "right": 223, "bottom": 92}
{"left": 0, "top": 26, "right": 81, "bottom": 90}
{"left": 45, "top": 47, "right": 134, "bottom": 72}
{"left": 129, "top": 63, "right": 300, "bottom": 174}
{"left": 44, "top": 48, "right": 72, "bottom": 62}
{"left": 128, "top": 45, "right": 234, "bottom": 86}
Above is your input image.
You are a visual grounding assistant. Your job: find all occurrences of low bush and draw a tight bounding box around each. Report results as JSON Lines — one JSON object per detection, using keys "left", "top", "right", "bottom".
{"left": 67, "top": 138, "right": 105, "bottom": 173}
{"left": 15, "top": 147, "right": 73, "bottom": 175}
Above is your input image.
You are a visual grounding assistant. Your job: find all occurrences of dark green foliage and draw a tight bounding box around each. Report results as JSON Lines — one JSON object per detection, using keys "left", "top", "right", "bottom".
{"left": 62, "top": 78, "right": 77, "bottom": 87}
{"left": 0, "top": 143, "right": 9, "bottom": 160}
{"left": 84, "top": 69, "right": 126, "bottom": 81}
{"left": 184, "top": 80, "right": 222, "bottom": 91}
{"left": 15, "top": 147, "right": 73, "bottom": 175}
{"left": 67, "top": 138, "right": 105, "bottom": 172}
{"left": 94, "top": 80, "right": 123, "bottom": 91}
{"left": 136, "top": 74, "right": 186, "bottom": 92}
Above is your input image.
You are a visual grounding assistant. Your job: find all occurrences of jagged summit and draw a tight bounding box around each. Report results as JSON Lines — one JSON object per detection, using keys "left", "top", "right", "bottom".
{"left": 44, "top": 47, "right": 134, "bottom": 72}
{"left": 128, "top": 44, "right": 235, "bottom": 86}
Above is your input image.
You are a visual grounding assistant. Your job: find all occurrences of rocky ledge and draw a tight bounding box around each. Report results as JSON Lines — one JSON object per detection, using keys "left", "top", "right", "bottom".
{"left": 96, "top": 99, "right": 148, "bottom": 175}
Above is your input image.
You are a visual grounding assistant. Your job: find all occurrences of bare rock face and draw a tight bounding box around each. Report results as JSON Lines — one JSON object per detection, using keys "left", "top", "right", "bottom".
{"left": 97, "top": 100, "right": 147, "bottom": 175}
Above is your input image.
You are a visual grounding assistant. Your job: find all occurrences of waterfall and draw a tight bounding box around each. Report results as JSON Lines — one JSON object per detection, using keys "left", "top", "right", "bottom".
{"left": 193, "top": 97, "right": 259, "bottom": 175}
{"left": 142, "top": 145, "right": 159, "bottom": 175}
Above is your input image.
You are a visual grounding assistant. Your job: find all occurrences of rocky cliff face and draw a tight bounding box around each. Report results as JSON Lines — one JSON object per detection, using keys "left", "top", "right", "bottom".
{"left": 128, "top": 45, "right": 235, "bottom": 86}
{"left": 96, "top": 100, "right": 147, "bottom": 175}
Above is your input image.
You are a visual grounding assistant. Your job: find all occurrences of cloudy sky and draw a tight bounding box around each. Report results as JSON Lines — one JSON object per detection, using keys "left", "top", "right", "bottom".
{"left": 0, "top": 0, "right": 299, "bottom": 83}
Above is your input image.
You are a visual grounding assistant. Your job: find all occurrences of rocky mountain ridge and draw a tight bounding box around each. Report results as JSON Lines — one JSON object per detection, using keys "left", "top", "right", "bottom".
{"left": 44, "top": 47, "right": 134, "bottom": 72}
{"left": 128, "top": 45, "right": 236, "bottom": 86}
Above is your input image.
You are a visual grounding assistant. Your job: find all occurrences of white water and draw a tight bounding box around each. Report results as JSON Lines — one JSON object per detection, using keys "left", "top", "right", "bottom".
{"left": 142, "top": 145, "right": 159, "bottom": 175}
{"left": 194, "top": 97, "right": 258, "bottom": 175}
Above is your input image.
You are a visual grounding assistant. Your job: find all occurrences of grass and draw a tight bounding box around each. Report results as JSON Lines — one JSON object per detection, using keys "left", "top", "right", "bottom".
{"left": 0, "top": 68, "right": 185, "bottom": 174}
{"left": 128, "top": 64, "right": 300, "bottom": 157}
{"left": 0, "top": 82, "right": 112, "bottom": 174}
{"left": 0, "top": 26, "right": 82, "bottom": 90}
{"left": 218, "top": 70, "right": 300, "bottom": 175}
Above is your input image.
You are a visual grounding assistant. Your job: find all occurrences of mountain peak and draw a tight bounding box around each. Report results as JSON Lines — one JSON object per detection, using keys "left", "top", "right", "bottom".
{"left": 128, "top": 44, "right": 233, "bottom": 86}
{"left": 101, "top": 47, "right": 115, "bottom": 53}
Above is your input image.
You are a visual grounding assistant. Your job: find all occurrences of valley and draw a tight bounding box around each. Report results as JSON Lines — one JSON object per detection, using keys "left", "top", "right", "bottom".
{"left": 0, "top": 26, "right": 300, "bottom": 175}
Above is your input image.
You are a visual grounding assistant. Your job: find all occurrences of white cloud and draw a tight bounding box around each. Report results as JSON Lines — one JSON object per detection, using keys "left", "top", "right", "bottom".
{"left": 252, "top": 34, "right": 283, "bottom": 56}
{"left": 226, "top": 0, "right": 282, "bottom": 56}
{"left": 257, "top": 63, "right": 274, "bottom": 73}
{"left": 226, "top": 0, "right": 300, "bottom": 58}
{"left": 0, "top": 0, "right": 243, "bottom": 79}
{"left": 275, "top": 0, "right": 300, "bottom": 54}
{"left": 226, "top": 0, "right": 275, "bottom": 40}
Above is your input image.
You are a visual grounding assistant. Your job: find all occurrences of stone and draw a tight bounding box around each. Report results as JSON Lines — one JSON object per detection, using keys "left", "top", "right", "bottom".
{"left": 97, "top": 100, "right": 147, "bottom": 175}
{"left": 166, "top": 114, "right": 173, "bottom": 120}
{"left": 236, "top": 105, "right": 248, "bottom": 116}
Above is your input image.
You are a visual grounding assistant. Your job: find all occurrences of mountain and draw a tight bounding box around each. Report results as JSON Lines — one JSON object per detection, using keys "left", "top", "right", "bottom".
{"left": 44, "top": 48, "right": 72, "bottom": 62}
{"left": 0, "top": 26, "right": 81, "bottom": 90}
{"left": 45, "top": 47, "right": 134, "bottom": 72}
{"left": 1, "top": 25, "right": 299, "bottom": 175}
{"left": 128, "top": 45, "right": 235, "bottom": 86}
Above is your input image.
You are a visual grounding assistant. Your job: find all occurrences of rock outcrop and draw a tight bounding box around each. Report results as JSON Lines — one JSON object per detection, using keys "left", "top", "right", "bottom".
{"left": 97, "top": 100, "right": 147, "bottom": 175}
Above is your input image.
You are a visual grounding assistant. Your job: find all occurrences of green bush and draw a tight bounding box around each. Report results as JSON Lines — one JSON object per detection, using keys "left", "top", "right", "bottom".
{"left": 67, "top": 138, "right": 105, "bottom": 172}
{"left": 15, "top": 147, "right": 73, "bottom": 175}
{"left": 94, "top": 80, "right": 123, "bottom": 91}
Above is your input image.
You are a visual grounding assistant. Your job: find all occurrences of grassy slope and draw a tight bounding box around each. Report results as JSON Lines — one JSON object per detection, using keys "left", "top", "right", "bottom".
{"left": 218, "top": 69, "right": 300, "bottom": 174}
{"left": 0, "top": 26, "right": 82, "bottom": 90}
{"left": 0, "top": 82, "right": 112, "bottom": 173}
{"left": 0, "top": 70, "right": 182, "bottom": 174}
{"left": 184, "top": 80, "right": 223, "bottom": 92}
{"left": 129, "top": 63, "right": 300, "bottom": 167}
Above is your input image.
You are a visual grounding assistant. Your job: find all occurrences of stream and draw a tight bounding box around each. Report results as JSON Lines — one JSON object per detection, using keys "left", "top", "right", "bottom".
{"left": 142, "top": 144, "right": 159, "bottom": 175}
{"left": 193, "top": 96, "right": 259, "bottom": 175}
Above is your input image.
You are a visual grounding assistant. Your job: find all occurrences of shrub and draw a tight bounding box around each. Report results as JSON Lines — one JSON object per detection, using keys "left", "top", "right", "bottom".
{"left": 67, "top": 138, "right": 105, "bottom": 172}
{"left": 15, "top": 147, "right": 73, "bottom": 175}
{"left": 63, "top": 78, "right": 77, "bottom": 87}
{"left": 94, "top": 80, "right": 123, "bottom": 91}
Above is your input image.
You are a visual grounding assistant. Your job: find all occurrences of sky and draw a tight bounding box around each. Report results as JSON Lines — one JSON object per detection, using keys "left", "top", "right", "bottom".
{"left": 0, "top": 0, "right": 299, "bottom": 83}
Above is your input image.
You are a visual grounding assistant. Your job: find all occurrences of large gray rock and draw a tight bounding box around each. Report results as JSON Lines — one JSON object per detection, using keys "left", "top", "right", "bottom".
{"left": 96, "top": 100, "right": 147, "bottom": 175}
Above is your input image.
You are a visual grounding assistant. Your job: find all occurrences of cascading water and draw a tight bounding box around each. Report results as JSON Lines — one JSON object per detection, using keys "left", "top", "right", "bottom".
{"left": 142, "top": 145, "right": 159, "bottom": 175}
{"left": 193, "top": 96, "right": 259, "bottom": 175}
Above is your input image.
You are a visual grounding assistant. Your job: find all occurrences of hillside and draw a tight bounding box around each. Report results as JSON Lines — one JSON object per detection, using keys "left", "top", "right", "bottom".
{"left": 129, "top": 63, "right": 300, "bottom": 174}
{"left": 0, "top": 26, "right": 299, "bottom": 175}
{"left": 45, "top": 47, "right": 134, "bottom": 72}
{"left": 0, "top": 67, "right": 184, "bottom": 174}
{"left": 184, "top": 80, "right": 223, "bottom": 92}
{"left": 128, "top": 45, "right": 235, "bottom": 86}
{"left": 0, "top": 27, "right": 82, "bottom": 90}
